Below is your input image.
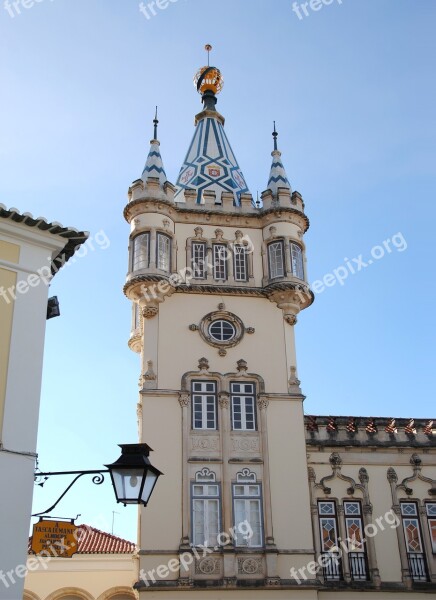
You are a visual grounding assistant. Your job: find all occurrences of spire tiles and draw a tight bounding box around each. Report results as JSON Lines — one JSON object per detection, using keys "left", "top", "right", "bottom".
{"left": 267, "top": 122, "right": 292, "bottom": 198}
{"left": 141, "top": 107, "right": 168, "bottom": 187}
{"left": 174, "top": 47, "right": 250, "bottom": 206}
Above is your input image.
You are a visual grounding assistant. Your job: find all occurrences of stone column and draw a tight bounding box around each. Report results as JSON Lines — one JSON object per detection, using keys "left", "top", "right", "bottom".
{"left": 257, "top": 395, "right": 278, "bottom": 580}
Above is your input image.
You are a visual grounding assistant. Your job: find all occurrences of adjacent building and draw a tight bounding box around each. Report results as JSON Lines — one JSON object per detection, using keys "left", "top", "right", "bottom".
{"left": 0, "top": 205, "right": 88, "bottom": 600}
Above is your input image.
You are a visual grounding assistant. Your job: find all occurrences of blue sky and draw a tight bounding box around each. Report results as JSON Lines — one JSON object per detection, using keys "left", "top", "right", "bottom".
{"left": 1, "top": 0, "right": 435, "bottom": 543}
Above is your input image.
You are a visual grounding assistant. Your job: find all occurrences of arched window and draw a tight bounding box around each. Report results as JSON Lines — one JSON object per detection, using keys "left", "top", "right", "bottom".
{"left": 157, "top": 233, "right": 171, "bottom": 272}
{"left": 268, "top": 240, "right": 285, "bottom": 279}
{"left": 290, "top": 242, "right": 304, "bottom": 280}
{"left": 131, "top": 233, "right": 150, "bottom": 271}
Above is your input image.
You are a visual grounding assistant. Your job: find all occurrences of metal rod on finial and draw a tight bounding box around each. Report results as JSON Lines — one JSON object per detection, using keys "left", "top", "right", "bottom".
{"left": 205, "top": 44, "right": 212, "bottom": 67}
{"left": 153, "top": 106, "right": 158, "bottom": 140}
{"left": 273, "top": 121, "right": 278, "bottom": 151}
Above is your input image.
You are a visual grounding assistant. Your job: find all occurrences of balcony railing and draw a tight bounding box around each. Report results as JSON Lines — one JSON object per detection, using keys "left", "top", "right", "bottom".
{"left": 321, "top": 552, "right": 342, "bottom": 581}
{"left": 408, "top": 553, "right": 429, "bottom": 582}
{"left": 349, "top": 552, "right": 369, "bottom": 581}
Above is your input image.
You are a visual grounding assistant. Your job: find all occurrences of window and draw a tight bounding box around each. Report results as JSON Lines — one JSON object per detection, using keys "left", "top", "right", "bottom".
{"left": 133, "top": 303, "right": 140, "bottom": 330}
{"left": 233, "top": 474, "right": 263, "bottom": 547}
{"left": 344, "top": 501, "right": 368, "bottom": 581}
{"left": 213, "top": 244, "right": 228, "bottom": 280}
{"left": 209, "top": 320, "right": 236, "bottom": 343}
{"left": 233, "top": 245, "right": 248, "bottom": 282}
{"left": 231, "top": 383, "right": 256, "bottom": 431}
{"left": 290, "top": 242, "right": 304, "bottom": 280}
{"left": 426, "top": 503, "right": 436, "bottom": 553}
{"left": 268, "top": 240, "right": 285, "bottom": 279}
{"left": 318, "top": 501, "right": 342, "bottom": 581}
{"left": 157, "top": 233, "right": 171, "bottom": 272}
{"left": 401, "top": 502, "right": 428, "bottom": 582}
{"left": 192, "top": 470, "right": 220, "bottom": 547}
{"left": 192, "top": 242, "right": 207, "bottom": 279}
{"left": 192, "top": 381, "right": 217, "bottom": 430}
{"left": 132, "top": 233, "right": 150, "bottom": 271}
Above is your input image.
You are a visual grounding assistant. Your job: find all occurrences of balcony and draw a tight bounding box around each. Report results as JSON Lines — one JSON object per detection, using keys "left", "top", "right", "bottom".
{"left": 321, "top": 552, "right": 342, "bottom": 581}
{"left": 349, "top": 552, "right": 369, "bottom": 581}
{"left": 408, "top": 553, "right": 429, "bottom": 582}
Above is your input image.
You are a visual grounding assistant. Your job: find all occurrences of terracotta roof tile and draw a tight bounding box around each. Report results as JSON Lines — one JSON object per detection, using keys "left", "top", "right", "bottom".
{"left": 29, "top": 524, "right": 136, "bottom": 555}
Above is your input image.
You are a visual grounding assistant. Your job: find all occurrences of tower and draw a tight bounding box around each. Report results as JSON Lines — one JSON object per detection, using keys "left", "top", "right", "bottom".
{"left": 123, "top": 50, "right": 315, "bottom": 597}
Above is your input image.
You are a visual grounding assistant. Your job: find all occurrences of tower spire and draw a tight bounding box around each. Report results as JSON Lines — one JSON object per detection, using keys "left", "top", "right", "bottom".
{"left": 141, "top": 109, "right": 167, "bottom": 187}
{"left": 153, "top": 106, "right": 158, "bottom": 141}
{"left": 174, "top": 50, "right": 249, "bottom": 205}
{"left": 266, "top": 121, "right": 291, "bottom": 198}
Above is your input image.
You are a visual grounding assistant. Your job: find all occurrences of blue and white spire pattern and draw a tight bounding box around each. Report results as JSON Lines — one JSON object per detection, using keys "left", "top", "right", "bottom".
{"left": 174, "top": 114, "right": 249, "bottom": 205}
{"left": 267, "top": 122, "right": 291, "bottom": 198}
{"left": 141, "top": 109, "right": 167, "bottom": 187}
{"left": 174, "top": 63, "right": 249, "bottom": 206}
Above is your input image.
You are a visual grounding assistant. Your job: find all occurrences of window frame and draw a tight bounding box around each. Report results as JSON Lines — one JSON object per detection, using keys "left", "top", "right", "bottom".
{"left": 131, "top": 232, "right": 150, "bottom": 272}
{"left": 191, "top": 380, "right": 218, "bottom": 431}
{"left": 232, "top": 482, "right": 264, "bottom": 548}
{"left": 191, "top": 481, "right": 221, "bottom": 548}
{"left": 290, "top": 242, "right": 304, "bottom": 280}
{"left": 318, "top": 500, "right": 343, "bottom": 581}
{"left": 213, "top": 243, "right": 228, "bottom": 281}
{"left": 267, "top": 240, "right": 285, "bottom": 280}
{"left": 233, "top": 244, "right": 248, "bottom": 282}
{"left": 191, "top": 241, "right": 207, "bottom": 280}
{"left": 230, "top": 382, "right": 257, "bottom": 431}
{"left": 426, "top": 502, "right": 436, "bottom": 554}
{"left": 156, "top": 232, "right": 172, "bottom": 273}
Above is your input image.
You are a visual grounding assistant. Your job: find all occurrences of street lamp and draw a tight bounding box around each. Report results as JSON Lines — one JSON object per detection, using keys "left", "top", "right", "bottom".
{"left": 105, "top": 444, "right": 162, "bottom": 506}
{"left": 33, "top": 443, "right": 162, "bottom": 517}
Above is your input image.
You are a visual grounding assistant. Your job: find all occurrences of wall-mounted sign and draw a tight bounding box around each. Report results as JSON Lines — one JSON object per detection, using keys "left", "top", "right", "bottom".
{"left": 31, "top": 520, "right": 78, "bottom": 558}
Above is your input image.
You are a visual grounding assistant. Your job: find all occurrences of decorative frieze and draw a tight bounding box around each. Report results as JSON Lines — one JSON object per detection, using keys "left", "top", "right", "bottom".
{"left": 231, "top": 436, "right": 260, "bottom": 453}
{"left": 191, "top": 436, "right": 220, "bottom": 452}
{"left": 195, "top": 557, "right": 221, "bottom": 575}
{"left": 237, "top": 557, "right": 263, "bottom": 575}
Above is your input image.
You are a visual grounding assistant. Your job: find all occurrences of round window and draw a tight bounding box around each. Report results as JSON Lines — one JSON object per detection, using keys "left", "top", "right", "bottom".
{"left": 209, "top": 320, "right": 236, "bottom": 342}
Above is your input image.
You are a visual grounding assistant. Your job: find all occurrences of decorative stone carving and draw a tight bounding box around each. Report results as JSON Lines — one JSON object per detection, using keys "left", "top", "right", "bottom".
{"left": 141, "top": 360, "right": 156, "bottom": 389}
{"left": 192, "top": 436, "right": 219, "bottom": 452}
{"left": 196, "top": 557, "right": 221, "bottom": 575}
{"left": 218, "top": 349, "right": 227, "bottom": 357}
{"left": 231, "top": 437, "right": 260, "bottom": 453}
{"left": 237, "top": 359, "right": 248, "bottom": 372}
{"left": 142, "top": 305, "right": 159, "bottom": 319}
{"left": 162, "top": 218, "right": 170, "bottom": 230}
{"left": 178, "top": 392, "right": 190, "bottom": 408}
{"left": 198, "top": 357, "right": 209, "bottom": 371}
{"left": 269, "top": 226, "right": 277, "bottom": 239}
{"left": 246, "top": 327, "right": 255, "bottom": 334}
{"left": 218, "top": 303, "right": 225, "bottom": 310}
{"left": 288, "top": 366, "right": 301, "bottom": 390}
{"left": 219, "top": 392, "right": 230, "bottom": 409}
{"left": 238, "top": 557, "right": 262, "bottom": 575}
{"left": 194, "top": 226, "right": 203, "bottom": 238}
{"left": 189, "top": 324, "right": 199, "bottom": 331}
{"left": 284, "top": 314, "right": 298, "bottom": 326}
{"left": 214, "top": 228, "right": 224, "bottom": 241}
{"left": 258, "top": 398, "right": 269, "bottom": 411}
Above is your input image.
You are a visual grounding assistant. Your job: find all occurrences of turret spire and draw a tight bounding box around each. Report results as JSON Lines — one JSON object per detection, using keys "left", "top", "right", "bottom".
{"left": 267, "top": 121, "right": 291, "bottom": 198}
{"left": 174, "top": 47, "right": 249, "bottom": 205}
{"left": 141, "top": 110, "right": 167, "bottom": 187}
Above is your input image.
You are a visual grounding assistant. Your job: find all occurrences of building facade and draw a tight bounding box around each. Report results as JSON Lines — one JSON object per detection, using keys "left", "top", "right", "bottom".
{"left": 0, "top": 206, "right": 88, "bottom": 600}
{"left": 24, "top": 524, "right": 137, "bottom": 600}
{"left": 122, "top": 62, "right": 436, "bottom": 598}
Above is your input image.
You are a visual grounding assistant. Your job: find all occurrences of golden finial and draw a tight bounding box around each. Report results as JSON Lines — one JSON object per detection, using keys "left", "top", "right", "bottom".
{"left": 194, "top": 45, "right": 224, "bottom": 96}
